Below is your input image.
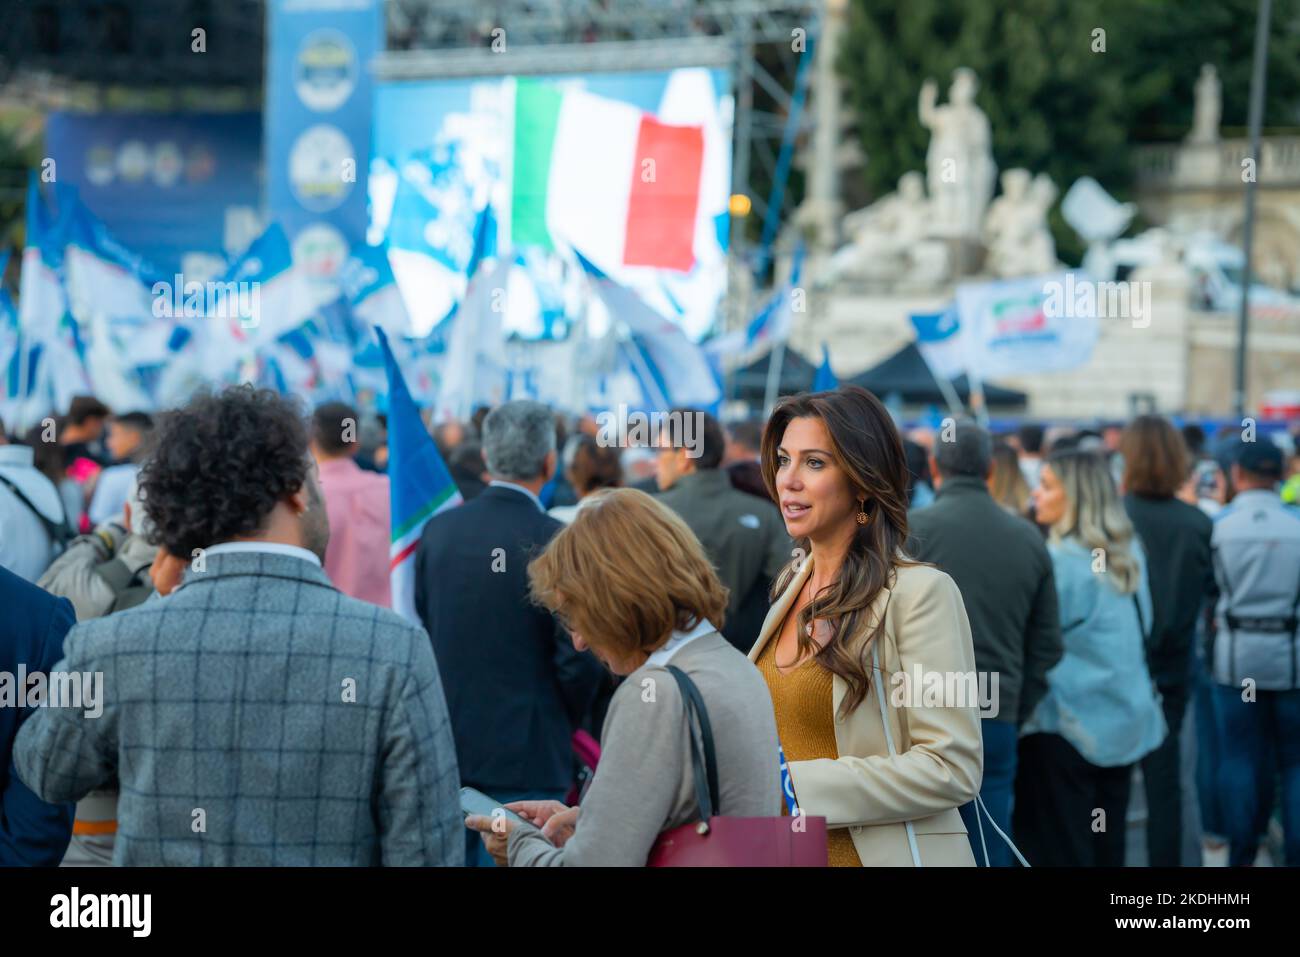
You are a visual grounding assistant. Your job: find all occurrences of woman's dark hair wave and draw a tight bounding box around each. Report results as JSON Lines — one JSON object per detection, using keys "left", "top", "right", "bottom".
{"left": 759, "top": 385, "right": 917, "bottom": 717}
{"left": 137, "top": 385, "right": 311, "bottom": 557}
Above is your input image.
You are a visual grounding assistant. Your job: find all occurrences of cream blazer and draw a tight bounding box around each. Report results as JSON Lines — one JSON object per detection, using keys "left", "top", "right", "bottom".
{"left": 749, "top": 556, "right": 983, "bottom": 866}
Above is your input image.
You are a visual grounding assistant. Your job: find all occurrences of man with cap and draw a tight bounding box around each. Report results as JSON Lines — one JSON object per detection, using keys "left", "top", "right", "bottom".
{"left": 1208, "top": 438, "right": 1300, "bottom": 866}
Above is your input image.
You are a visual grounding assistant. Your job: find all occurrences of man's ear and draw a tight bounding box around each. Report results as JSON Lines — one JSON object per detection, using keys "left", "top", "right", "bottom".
{"left": 288, "top": 483, "right": 310, "bottom": 514}
{"left": 678, "top": 446, "right": 696, "bottom": 474}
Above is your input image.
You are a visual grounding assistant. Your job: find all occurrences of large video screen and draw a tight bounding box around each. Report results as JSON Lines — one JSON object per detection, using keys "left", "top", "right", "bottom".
{"left": 371, "top": 68, "right": 733, "bottom": 342}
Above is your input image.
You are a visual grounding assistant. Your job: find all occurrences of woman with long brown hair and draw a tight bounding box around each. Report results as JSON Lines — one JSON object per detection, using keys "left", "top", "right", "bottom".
{"left": 751, "top": 385, "right": 982, "bottom": 866}
{"left": 1119, "top": 415, "right": 1211, "bottom": 866}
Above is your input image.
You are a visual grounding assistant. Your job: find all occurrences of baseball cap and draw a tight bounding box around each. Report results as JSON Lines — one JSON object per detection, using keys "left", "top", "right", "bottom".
{"left": 1236, "top": 440, "right": 1284, "bottom": 479}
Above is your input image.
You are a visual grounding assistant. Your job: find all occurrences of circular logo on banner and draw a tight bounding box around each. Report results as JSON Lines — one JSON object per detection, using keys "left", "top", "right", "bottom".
{"left": 153, "top": 141, "right": 184, "bottom": 187}
{"left": 86, "top": 144, "right": 116, "bottom": 186}
{"left": 288, "top": 124, "right": 355, "bottom": 212}
{"left": 294, "top": 30, "right": 357, "bottom": 112}
{"left": 293, "top": 222, "right": 350, "bottom": 295}
{"left": 186, "top": 144, "right": 216, "bottom": 184}
{"left": 117, "top": 140, "right": 150, "bottom": 183}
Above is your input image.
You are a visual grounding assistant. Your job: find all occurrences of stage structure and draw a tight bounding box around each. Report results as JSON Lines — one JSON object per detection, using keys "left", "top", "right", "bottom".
{"left": 376, "top": 0, "right": 822, "bottom": 392}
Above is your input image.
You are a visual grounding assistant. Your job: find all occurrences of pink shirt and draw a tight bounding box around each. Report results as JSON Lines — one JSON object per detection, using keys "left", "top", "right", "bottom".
{"left": 317, "top": 457, "right": 392, "bottom": 608}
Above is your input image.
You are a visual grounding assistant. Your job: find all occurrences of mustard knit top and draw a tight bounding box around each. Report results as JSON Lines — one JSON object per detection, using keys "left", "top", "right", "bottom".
{"left": 755, "top": 637, "right": 862, "bottom": 868}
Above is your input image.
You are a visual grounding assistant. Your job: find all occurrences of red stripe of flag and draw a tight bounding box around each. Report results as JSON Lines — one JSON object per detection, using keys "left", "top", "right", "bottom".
{"left": 623, "top": 116, "right": 704, "bottom": 272}
{"left": 389, "top": 537, "right": 420, "bottom": 572}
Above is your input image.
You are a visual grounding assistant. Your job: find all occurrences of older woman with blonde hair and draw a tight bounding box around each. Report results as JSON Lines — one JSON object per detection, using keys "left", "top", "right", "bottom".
{"left": 465, "top": 487, "right": 781, "bottom": 866}
{"left": 1017, "top": 448, "right": 1167, "bottom": 866}
{"left": 989, "top": 440, "right": 1032, "bottom": 517}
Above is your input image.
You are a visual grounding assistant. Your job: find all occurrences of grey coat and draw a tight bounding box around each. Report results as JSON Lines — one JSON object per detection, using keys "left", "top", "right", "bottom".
{"left": 14, "top": 550, "right": 463, "bottom": 866}
{"left": 508, "top": 630, "right": 781, "bottom": 866}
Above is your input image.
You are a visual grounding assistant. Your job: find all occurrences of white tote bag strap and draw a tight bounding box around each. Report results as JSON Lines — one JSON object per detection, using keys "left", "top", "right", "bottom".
{"left": 871, "top": 642, "right": 1031, "bottom": 867}
{"left": 975, "top": 793, "right": 1032, "bottom": 867}
{"left": 871, "top": 641, "right": 922, "bottom": 867}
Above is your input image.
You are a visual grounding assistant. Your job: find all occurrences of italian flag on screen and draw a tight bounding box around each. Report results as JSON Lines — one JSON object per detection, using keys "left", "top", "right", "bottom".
{"left": 508, "top": 79, "right": 705, "bottom": 272}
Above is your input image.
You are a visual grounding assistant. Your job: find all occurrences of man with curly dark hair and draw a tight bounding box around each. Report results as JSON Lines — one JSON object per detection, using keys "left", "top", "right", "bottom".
{"left": 15, "top": 385, "right": 464, "bottom": 866}
{"left": 137, "top": 386, "right": 328, "bottom": 560}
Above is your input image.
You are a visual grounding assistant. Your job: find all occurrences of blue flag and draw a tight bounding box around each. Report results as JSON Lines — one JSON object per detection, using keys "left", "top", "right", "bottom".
{"left": 376, "top": 326, "right": 463, "bottom": 622}
{"left": 813, "top": 342, "right": 839, "bottom": 392}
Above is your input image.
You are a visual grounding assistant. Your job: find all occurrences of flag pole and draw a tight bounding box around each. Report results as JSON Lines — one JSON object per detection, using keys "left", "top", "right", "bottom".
{"left": 1234, "top": 0, "right": 1272, "bottom": 418}
{"left": 935, "top": 372, "right": 965, "bottom": 418}
{"left": 967, "top": 364, "right": 989, "bottom": 427}
{"left": 763, "top": 338, "right": 786, "bottom": 418}
{"left": 620, "top": 326, "right": 670, "bottom": 411}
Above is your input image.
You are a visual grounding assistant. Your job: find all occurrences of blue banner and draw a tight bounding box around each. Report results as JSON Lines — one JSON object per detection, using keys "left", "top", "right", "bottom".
{"left": 44, "top": 112, "right": 261, "bottom": 276}
{"left": 265, "top": 0, "right": 381, "bottom": 279}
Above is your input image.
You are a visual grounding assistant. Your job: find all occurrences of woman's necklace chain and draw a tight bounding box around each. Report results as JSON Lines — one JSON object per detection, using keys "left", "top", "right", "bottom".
{"left": 776, "top": 575, "right": 822, "bottom": 670}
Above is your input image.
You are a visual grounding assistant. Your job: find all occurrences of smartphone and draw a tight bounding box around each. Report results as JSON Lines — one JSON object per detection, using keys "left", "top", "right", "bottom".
{"left": 459, "top": 787, "right": 529, "bottom": 827}
{"left": 1194, "top": 459, "right": 1220, "bottom": 499}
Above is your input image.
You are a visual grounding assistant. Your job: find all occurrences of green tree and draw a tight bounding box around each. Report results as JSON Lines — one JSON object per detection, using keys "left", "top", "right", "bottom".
{"left": 0, "top": 110, "right": 44, "bottom": 292}
{"left": 838, "top": 0, "right": 1300, "bottom": 264}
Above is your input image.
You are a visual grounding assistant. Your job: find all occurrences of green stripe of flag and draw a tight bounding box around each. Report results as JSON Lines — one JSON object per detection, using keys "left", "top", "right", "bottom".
{"left": 511, "top": 79, "right": 564, "bottom": 250}
{"left": 391, "top": 481, "right": 459, "bottom": 544}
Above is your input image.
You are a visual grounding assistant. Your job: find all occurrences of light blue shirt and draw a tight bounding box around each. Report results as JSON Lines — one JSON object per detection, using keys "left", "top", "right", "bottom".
{"left": 1022, "top": 536, "right": 1167, "bottom": 767}
{"left": 205, "top": 541, "right": 323, "bottom": 568}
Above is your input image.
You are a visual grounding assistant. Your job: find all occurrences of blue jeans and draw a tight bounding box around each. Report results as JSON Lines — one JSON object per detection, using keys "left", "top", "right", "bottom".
{"left": 959, "top": 719, "right": 1019, "bottom": 866}
{"left": 1195, "top": 656, "right": 1226, "bottom": 837}
{"left": 1212, "top": 685, "right": 1300, "bottom": 866}
{"left": 464, "top": 788, "right": 568, "bottom": 868}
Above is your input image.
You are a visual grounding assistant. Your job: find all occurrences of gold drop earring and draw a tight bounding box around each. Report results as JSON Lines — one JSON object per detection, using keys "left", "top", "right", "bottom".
{"left": 856, "top": 499, "right": 869, "bottom": 525}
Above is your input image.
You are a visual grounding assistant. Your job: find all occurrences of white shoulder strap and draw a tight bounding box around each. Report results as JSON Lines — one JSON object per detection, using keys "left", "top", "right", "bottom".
{"left": 871, "top": 641, "right": 1030, "bottom": 867}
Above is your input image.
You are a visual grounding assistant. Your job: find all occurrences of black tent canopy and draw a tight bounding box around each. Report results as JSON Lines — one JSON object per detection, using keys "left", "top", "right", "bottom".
{"left": 729, "top": 341, "right": 1026, "bottom": 410}
{"left": 729, "top": 348, "right": 816, "bottom": 404}
{"left": 846, "top": 342, "right": 1027, "bottom": 409}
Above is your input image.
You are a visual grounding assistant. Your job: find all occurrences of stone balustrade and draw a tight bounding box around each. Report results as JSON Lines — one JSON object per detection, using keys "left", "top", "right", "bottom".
{"left": 1135, "top": 137, "right": 1300, "bottom": 189}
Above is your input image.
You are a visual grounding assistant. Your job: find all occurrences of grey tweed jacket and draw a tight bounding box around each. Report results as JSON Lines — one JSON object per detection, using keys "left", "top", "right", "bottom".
{"left": 14, "top": 551, "right": 464, "bottom": 866}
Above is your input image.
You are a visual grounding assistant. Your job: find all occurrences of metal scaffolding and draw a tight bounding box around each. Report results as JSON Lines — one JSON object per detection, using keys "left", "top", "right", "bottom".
{"left": 0, "top": 0, "right": 266, "bottom": 89}
{"left": 2, "top": 0, "right": 820, "bottom": 238}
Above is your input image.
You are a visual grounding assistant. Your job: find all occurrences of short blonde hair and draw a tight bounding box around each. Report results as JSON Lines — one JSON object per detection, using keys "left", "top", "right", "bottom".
{"left": 528, "top": 488, "right": 728, "bottom": 659}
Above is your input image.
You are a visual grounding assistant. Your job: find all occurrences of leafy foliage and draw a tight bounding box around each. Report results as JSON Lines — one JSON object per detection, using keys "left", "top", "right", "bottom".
{"left": 838, "top": 0, "right": 1300, "bottom": 263}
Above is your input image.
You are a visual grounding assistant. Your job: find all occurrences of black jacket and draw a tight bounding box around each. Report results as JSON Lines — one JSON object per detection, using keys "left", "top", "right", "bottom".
{"left": 907, "top": 476, "right": 1063, "bottom": 725}
{"left": 414, "top": 484, "right": 603, "bottom": 793}
{"left": 655, "top": 469, "right": 792, "bottom": 654}
{"left": 0, "top": 564, "right": 76, "bottom": 864}
{"left": 1123, "top": 493, "right": 1214, "bottom": 689}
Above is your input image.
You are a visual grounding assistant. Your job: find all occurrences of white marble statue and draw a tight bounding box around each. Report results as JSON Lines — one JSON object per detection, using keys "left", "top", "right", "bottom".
{"left": 828, "top": 172, "right": 948, "bottom": 282}
{"left": 1189, "top": 64, "right": 1221, "bottom": 145}
{"left": 983, "top": 169, "right": 1058, "bottom": 277}
{"left": 918, "top": 68, "right": 997, "bottom": 239}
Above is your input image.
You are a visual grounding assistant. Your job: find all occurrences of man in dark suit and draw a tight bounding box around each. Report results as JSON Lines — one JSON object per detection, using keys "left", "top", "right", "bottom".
{"left": 907, "top": 418, "right": 1062, "bottom": 866}
{"left": 655, "top": 410, "right": 792, "bottom": 653}
{"left": 415, "top": 400, "right": 603, "bottom": 867}
{"left": 0, "top": 564, "right": 76, "bottom": 864}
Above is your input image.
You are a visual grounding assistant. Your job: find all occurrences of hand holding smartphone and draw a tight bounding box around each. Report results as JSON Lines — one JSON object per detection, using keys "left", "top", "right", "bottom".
{"left": 460, "top": 787, "right": 529, "bottom": 828}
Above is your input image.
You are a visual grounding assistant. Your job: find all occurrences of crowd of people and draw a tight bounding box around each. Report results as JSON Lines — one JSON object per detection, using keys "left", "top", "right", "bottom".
{"left": 1, "top": 383, "right": 1298, "bottom": 867}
